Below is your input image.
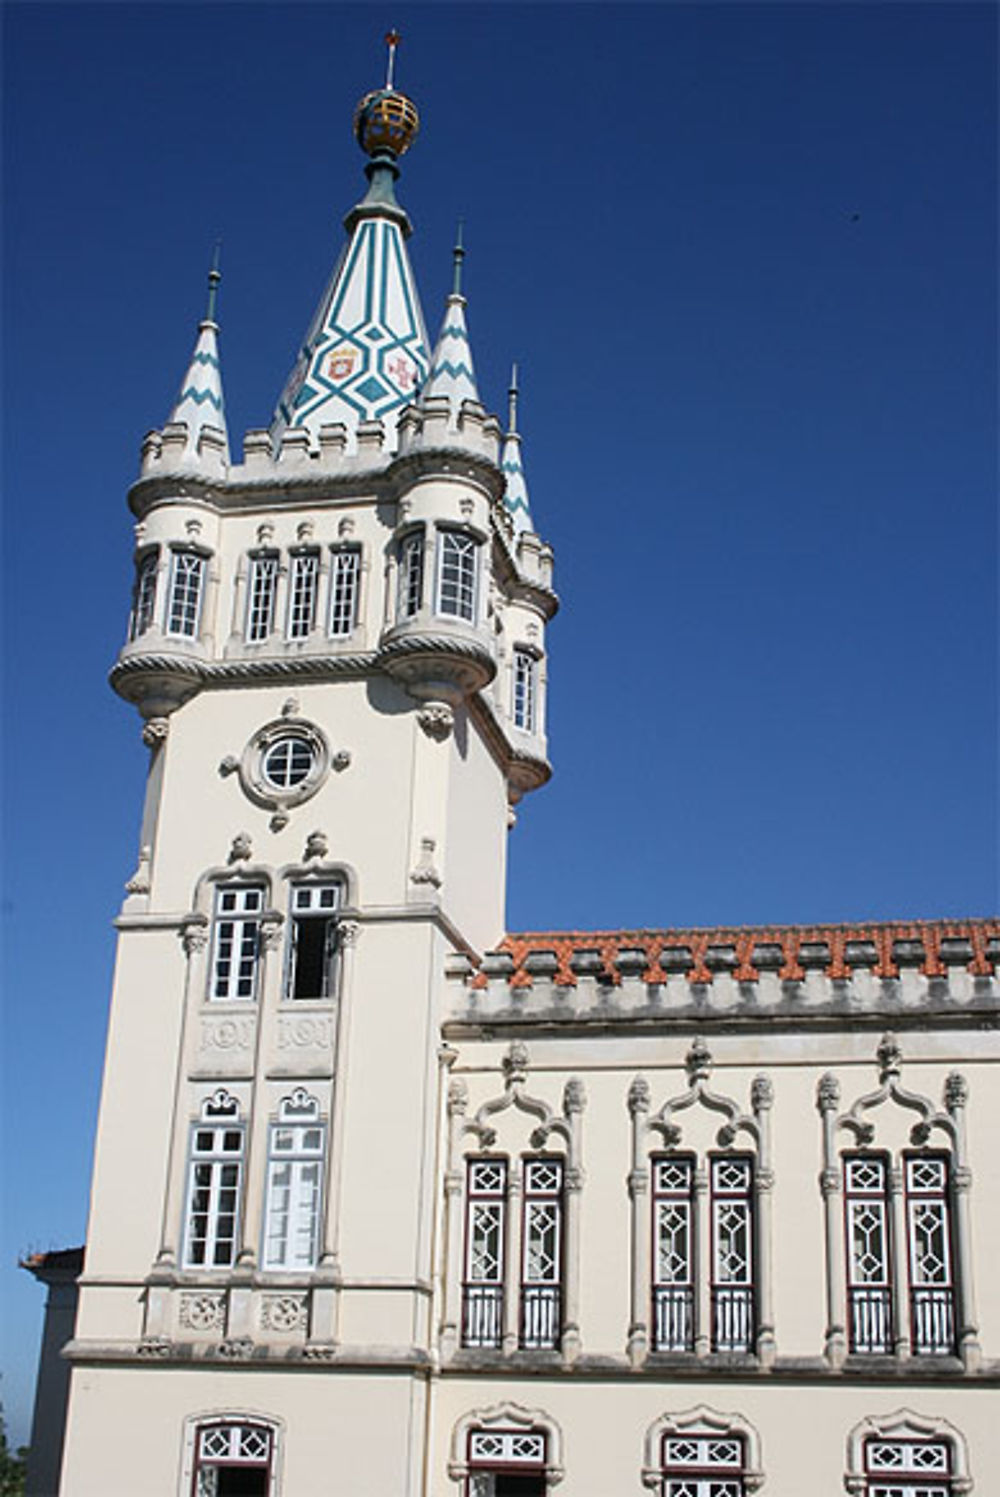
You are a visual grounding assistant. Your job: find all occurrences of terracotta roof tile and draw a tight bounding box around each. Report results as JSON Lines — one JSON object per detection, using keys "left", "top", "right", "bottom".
{"left": 479, "top": 918, "right": 999, "bottom": 988}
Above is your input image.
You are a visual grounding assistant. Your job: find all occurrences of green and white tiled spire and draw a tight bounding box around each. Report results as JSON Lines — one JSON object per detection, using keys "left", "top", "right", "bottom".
{"left": 500, "top": 364, "right": 534, "bottom": 536}
{"left": 271, "top": 72, "right": 430, "bottom": 453}
{"left": 168, "top": 252, "right": 229, "bottom": 462}
{"left": 420, "top": 228, "right": 480, "bottom": 415}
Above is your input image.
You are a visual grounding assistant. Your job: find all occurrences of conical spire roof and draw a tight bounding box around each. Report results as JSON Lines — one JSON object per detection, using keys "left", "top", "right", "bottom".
{"left": 420, "top": 230, "right": 480, "bottom": 415}
{"left": 270, "top": 59, "right": 430, "bottom": 453}
{"left": 500, "top": 365, "right": 533, "bottom": 536}
{"left": 168, "top": 254, "right": 229, "bottom": 462}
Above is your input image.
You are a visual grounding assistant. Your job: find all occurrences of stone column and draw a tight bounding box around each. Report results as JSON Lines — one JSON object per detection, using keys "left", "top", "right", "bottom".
{"left": 817, "top": 1073, "right": 847, "bottom": 1367}
{"left": 945, "top": 1073, "right": 981, "bottom": 1370}
{"left": 439, "top": 1075, "right": 468, "bottom": 1362}
{"left": 502, "top": 1165, "right": 523, "bottom": 1355}
{"left": 889, "top": 1162, "right": 910, "bottom": 1359}
{"left": 560, "top": 1078, "right": 586, "bottom": 1365}
{"left": 626, "top": 1077, "right": 650, "bottom": 1366}
{"left": 751, "top": 1075, "right": 776, "bottom": 1365}
{"left": 694, "top": 1162, "right": 711, "bottom": 1357}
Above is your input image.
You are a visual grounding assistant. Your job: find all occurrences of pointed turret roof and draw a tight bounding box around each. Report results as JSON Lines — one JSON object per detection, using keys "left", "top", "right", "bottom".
{"left": 168, "top": 253, "right": 229, "bottom": 462}
{"left": 420, "top": 229, "right": 480, "bottom": 415}
{"left": 271, "top": 57, "right": 430, "bottom": 453}
{"left": 500, "top": 365, "right": 534, "bottom": 536}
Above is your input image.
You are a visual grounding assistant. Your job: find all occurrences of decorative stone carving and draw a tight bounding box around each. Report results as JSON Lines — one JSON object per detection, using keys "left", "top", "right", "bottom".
{"left": 142, "top": 717, "right": 169, "bottom": 749}
{"left": 627, "top": 1076, "right": 651, "bottom": 1115}
{"left": 502, "top": 1040, "right": 529, "bottom": 1088}
{"left": 304, "top": 830, "right": 329, "bottom": 862}
{"left": 337, "top": 920, "right": 360, "bottom": 948}
{"left": 259, "top": 917, "right": 283, "bottom": 951}
{"left": 751, "top": 1074, "right": 774, "bottom": 1112}
{"left": 877, "top": 1031, "right": 903, "bottom": 1081}
{"left": 302, "top": 1342, "right": 337, "bottom": 1361}
{"left": 816, "top": 1072, "right": 840, "bottom": 1112}
{"left": 256, "top": 522, "right": 275, "bottom": 544}
{"left": 332, "top": 749, "right": 351, "bottom": 770}
{"left": 228, "top": 832, "right": 252, "bottom": 863}
{"left": 185, "top": 518, "right": 203, "bottom": 539}
{"left": 296, "top": 521, "right": 314, "bottom": 542}
{"left": 563, "top": 1077, "right": 586, "bottom": 1114}
{"left": 945, "top": 1072, "right": 969, "bottom": 1111}
{"left": 281, "top": 696, "right": 299, "bottom": 719}
{"left": 135, "top": 1336, "right": 172, "bottom": 1358}
{"left": 179, "top": 1292, "right": 225, "bottom": 1331}
{"left": 277, "top": 1014, "right": 335, "bottom": 1050}
{"left": 219, "top": 755, "right": 239, "bottom": 776}
{"left": 417, "top": 702, "right": 454, "bottom": 741}
{"left": 125, "top": 846, "right": 152, "bottom": 894}
{"left": 260, "top": 1294, "right": 307, "bottom": 1333}
{"left": 181, "top": 917, "right": 209, "bottom": 956}
{"left": 199, "top": 1015, "right": 254, "bottom": 1053}
{"left": 685, "top": 1036, "right": 712, "bottom": 1083}
{"left": 337, "top": 516, "right": 355, "bottom": 538}
{"left": 410, "top": 836, "right": 442, "bottom": 888}
{"left": 217, "top": 1337, "right": 254, "bottom": 1360}
{"left": 269, "top": 811, "right": 290, "bottom": 832}
{"left": 459, "top": 496, "right": 474, "bottom": 517}
{"left": 447, "top": 1077, "right": 469, "bottom": 1115}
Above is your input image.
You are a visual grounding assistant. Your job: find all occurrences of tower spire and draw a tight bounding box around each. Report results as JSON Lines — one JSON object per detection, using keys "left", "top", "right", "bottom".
{"left": 270, "top": 56, "right": 428, "bottom": 453}
{"left": 419, "top": 227, "right": 480, "bottom": 416}
{"left": 166, "top": 253, "right": 230, "bottom": 465}
{"left": 500, "top": 361, "right": 534, "bottom": 535}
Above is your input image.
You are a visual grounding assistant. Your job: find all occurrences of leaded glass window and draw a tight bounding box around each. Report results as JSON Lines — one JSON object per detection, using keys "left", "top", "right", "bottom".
{"left": 662, "top": 1432, "right": 746, "bottom": 1497}
{"left": 245, "top": 552, "right": 278, "bottom": 642}
{"left": 865, "top": 1436, "right": 952, "bottom": 1497}
{"left": 513, "top": 648, "right": 537, "bottom": 731}
{"left": 184, "top": 1120, "right": 244, "bottom": 1268}
{"left": 194, "top": 1421, "right": 273, "bottom": 1497}
{"left": 652, "top": 1156, "right": 695, "bottom": 1351}
{"left": 521, "top": 1157, "right": 563, "bottom": 1349}
{"left": 263, "top": 1092, "right": 324, "bottom": 1269}
{"left": 845, "top": 1154, "right": 893, "bottom": 1353}
{"left": 905, "top": 1155, "right": 956, "bottom": 1354}
{"left": 329, "top": 546, "right": 361, "bottom": 636}
{"left": 711, "top": 1155, "right": 754, "bottom": 1352}
{"left": 398, "top": 531, "right": 424, "bottom": 619}
{"left": 436, "top": 528, "right": 477, "bottom": 621}
{"left": 210, "top": 884, "right": 264, "bottom": 1002}
{"left": 166, "top": 549, "right": 205, "bottom": 638}
{"left": 286, "top": 549, "right": 319, "bottom": 639}
{"left": 467, "top": 1428, "right": 547, "bottom": 1497}
{"left": 463, "top": 1157, "right": 507, "bottom": 1348}
{"left": 130, "top": 550, "right": 158, "bottom": 639}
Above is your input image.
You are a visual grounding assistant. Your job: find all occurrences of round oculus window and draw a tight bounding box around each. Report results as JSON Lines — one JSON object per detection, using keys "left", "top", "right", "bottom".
{"left": 261, "top": 735, "right": 315, "bottom": 789}
{"left": 238, "top": 717, "right": 332, "bottom": 810}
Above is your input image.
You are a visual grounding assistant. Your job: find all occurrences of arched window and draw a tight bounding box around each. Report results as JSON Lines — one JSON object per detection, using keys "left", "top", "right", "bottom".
{"left": 188, "top": 1418, "right": 278, "bottom": 1496}
{"left": 845, "top": 1411, "right": 972, "bottom": 1496}
{"left": 642, "top": 1406, "right": 763, "bottom": 1495}
{"left": 449, "top": 1403, "right": 564, "bottom": 1496}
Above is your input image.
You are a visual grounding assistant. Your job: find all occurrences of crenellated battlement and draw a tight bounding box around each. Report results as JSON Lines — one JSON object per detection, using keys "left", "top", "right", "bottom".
{"left": 444, "top": 920, "right": 1000, "bottom": 1032}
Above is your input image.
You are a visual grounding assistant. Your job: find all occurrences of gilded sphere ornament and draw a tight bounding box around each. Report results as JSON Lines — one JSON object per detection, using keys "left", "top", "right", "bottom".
{"left": 354, "top": 88, "right": 420, "bottom": 158}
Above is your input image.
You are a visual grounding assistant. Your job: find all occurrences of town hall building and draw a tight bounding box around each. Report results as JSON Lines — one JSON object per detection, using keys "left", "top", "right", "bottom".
{"left": 28, "top": 52, "right": 1000, "bottom": 1497}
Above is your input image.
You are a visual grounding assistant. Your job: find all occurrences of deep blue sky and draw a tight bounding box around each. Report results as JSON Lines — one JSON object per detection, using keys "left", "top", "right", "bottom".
{"left": 2, "top": 1, "right": 996, "bottom": 1447}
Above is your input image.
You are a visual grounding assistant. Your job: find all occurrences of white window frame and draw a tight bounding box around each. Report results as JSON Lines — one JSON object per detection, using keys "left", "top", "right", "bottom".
{"left": 183, "top": 1095, "right": 244, "bottom": 1269}
{"left": 513, "top": 647, "right": 538, "bottom": 731}
{"left": 844, "top": 1153, "right": 893, "bottom": 1354}
{"left": 166, "top": 548, "right": 206, "bottom": 639}
{"left": 905, "top": 1154, "right": 956, "bottom": 1355}
{"left": 284, "top": 882, "right": 343, "bottom": 1001}
{"left": 642, "top": 1407, "right": 764, "bottom": 1495}
{"left": 463, "top": 1157, "right": 508, "bottom": 1349}
{"left": 262, "top": 1091, "right": 325, "bottom": 1271}
{"left": 845, "top": 1412, "right": 970, "bottom": 1497}
{"left": 436, "top": 528, "right": 478, "bottom": 622}
{"left": 209, "top": 884, "right": 265, "bottom": 1002}
{"left": 652, "top": 1155, "right": 695, "bottom": 1352}
{"left": 710, "top": 1155, "right": 755, "bottom": 1353}
{"left": 245, "top": 551, "right": 279, "bottom": 643}
{"left": 520, "top": 1157, "right": 563, "bottom": 1350}
{"left": 328, "top": 545, "right": 361, "bottom": 637}
{"left": 131, "top": 548, "right": 159, "bottom": 639}
{"left": 286, "top": 549, "right": 319, "bottom": 640}
{"left": 398, "top": 530, "right": 424, "bottom": 620}
{"left": 189, "top": 1418, "right": 277, "bottom": 1496}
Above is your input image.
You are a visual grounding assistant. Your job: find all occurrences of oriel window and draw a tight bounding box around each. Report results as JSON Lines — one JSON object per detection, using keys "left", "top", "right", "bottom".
{"left": 166, "top": 549, "right": 205, "bottom": 638}
{"left": 513, "top": 648, "right": 537, "bottom": 732}
{"left": 130, "top": 550, "right": 159, "bottom": 639}
{"left": 436, "top": 528, "right": 477, "bottom": 621}
{"left": 398, "top": 531, "right": 424, "bottom": 619}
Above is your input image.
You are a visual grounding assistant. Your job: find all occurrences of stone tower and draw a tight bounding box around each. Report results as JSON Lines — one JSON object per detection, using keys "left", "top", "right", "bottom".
{"left": 58, "top": 62, "right": 556, "bottom": 1495}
